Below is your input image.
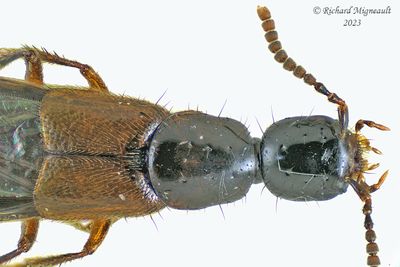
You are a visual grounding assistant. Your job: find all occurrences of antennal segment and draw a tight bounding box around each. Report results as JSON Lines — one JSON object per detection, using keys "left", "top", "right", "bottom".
{"left": 256, "top": 6, "right": 349, "bottom": 132}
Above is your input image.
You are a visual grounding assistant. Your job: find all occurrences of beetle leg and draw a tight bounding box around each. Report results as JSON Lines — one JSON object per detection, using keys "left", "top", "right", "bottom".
{"left": 23, "top": 49, "right": 44, "bottom": 85}
{"left": 29, "top": 46, "right": 108, "bottom": 92}
{"left": 0, "top": 48, "right": 43, "bottom": 85}
{"left": 369, "top": 170, "right": 388, "bottom": 193}
{"left": 257, "top": 6, "right": 349, "bottom": 132}
{"left": 0, "top": 218, "right": 39, "bottom": 264}
{"left": 0, "top": 48, "right": 26, "bottom": 69}
{"left": 355, "top": 120, "right": 390, "bottom": 132}
{"left": 347, "top": 117, "right": 389, "bottom": 266}
{"left": 9, "top": 219, "right": 111, "bottom": 267}
{"left": 0, "top": 47, "right": 108, "bottom": 92}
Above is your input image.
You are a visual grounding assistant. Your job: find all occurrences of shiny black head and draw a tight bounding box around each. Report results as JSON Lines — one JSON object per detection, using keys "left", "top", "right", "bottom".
{"left": 259, "top": 116, "right": 353, "bottom": 201}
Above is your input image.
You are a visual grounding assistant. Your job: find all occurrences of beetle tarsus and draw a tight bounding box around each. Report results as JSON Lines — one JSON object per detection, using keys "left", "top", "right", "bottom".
{"left": 0, "top": 219, "right": 39, "bottom": 265}
{"left": 11, "top": 219, "right": 111, "bottom": 267}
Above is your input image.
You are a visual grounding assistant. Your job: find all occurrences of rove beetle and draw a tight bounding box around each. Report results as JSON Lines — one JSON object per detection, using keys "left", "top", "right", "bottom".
{"left": 0, "top": 5, "right": 389, "bottom": 267}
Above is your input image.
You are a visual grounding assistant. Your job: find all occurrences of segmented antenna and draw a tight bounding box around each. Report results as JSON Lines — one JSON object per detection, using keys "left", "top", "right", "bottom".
{"left": 256, "top": 5, "right": 349, "bottom": 132}
{"left": 256, "top": 6, "right": 317, "bottom": 86}
{"left": 257, "top": 6, "right": 387, "bottom": 267}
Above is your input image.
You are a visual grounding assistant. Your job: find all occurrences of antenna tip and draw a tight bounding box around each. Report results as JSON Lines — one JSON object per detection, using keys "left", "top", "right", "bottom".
{"left": 257, "top": 6, "right": 271, "bottom": 21}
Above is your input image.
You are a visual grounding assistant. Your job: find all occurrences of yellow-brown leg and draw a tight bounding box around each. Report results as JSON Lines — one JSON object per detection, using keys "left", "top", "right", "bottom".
{"left": 0, "top": 48, "right": 43, "bottom": 85}
{"left": 355, "top": 120, "right": 390, "bottom": 132}
{"left": 23, "top": 49, "right": 43, "bottom": 85}
{"left": 34, "top": 47, "right": 108, "bottom": 92}
{"left": 0, "top": 47, "right": 108, "bottom": 92}
{"left": 9, "top": 219, "right": 111, "bottom": 267}
{"left": 0, "top": 48, "right": 26, "bottom": 69}
{"left": 351, "top": 118, "right": 389, "bottom": 267}
{"left": 0, "top": 219, "right": 39, "bottom": 264}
